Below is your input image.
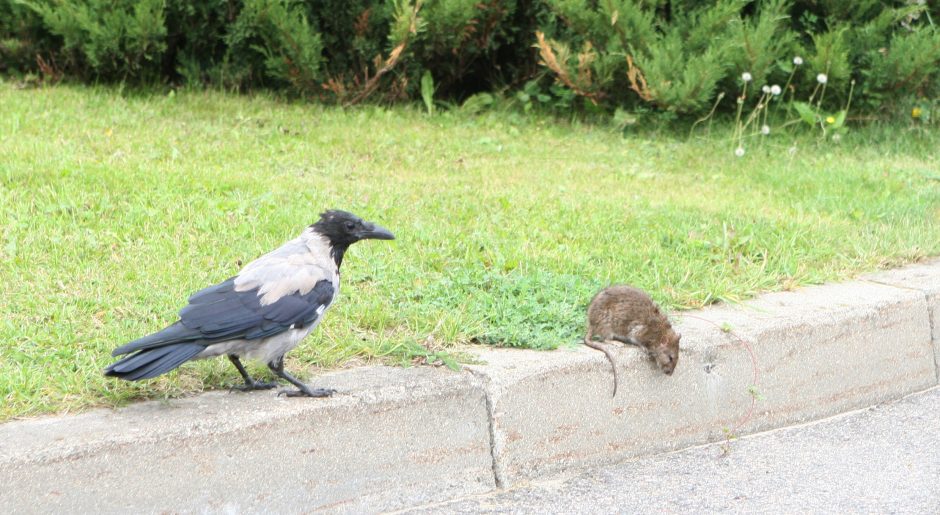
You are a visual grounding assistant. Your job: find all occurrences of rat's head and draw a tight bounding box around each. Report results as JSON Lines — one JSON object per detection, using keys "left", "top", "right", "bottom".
{"left": 652, "top": 328, "right": 681, "bottom": 375}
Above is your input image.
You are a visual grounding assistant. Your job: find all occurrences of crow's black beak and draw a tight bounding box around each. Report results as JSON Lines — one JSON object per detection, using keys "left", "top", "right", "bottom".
{"left": 358, "top": 222, "right": 395, "bottom": 241}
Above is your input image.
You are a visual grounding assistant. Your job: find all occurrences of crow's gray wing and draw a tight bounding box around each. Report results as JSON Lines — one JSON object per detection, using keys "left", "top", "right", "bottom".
{"left": 112, "top": 236, "right": 337, "bottom": 357}
{"left": 233, "top": 236, "right": 335, "bottom": 306}
{"left": 105, "top": 276, "right": 336, "bottom": 378}
{"left": 111, "top": 277, "right": 335, "bottom": 356}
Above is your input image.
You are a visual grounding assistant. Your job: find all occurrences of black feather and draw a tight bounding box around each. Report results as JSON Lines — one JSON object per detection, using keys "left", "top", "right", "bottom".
{"left": 113, "top": 278, "right": 335, "bottom": 357}
{"left": 106, "top": 278, "right": 336, "bottom": 381}
{"left": 111, "top": 322, "right": 200, "bottom": 356}
{"left": 108, "top": 345, "right": 179, "bottom": 372}
{"left": 178, "top": 278, "right": 334, "bottom": 340}
{"left": 103, "top": 343, "right": 205, "bottom": 381}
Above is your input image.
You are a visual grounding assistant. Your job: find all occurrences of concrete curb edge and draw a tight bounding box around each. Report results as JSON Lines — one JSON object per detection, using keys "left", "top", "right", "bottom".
{"left": 2, "top": 260, "right": 938, "bottom": 512}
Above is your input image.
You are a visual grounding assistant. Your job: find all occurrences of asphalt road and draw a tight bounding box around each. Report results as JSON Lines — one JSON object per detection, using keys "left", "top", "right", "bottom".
{"left": 403, "top": 387, "right": 940, "bottom": 514}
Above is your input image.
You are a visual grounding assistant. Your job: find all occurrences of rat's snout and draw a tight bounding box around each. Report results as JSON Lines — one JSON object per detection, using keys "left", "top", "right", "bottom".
{"left": 655, "top": 351, "right": 678, "bottom": 375}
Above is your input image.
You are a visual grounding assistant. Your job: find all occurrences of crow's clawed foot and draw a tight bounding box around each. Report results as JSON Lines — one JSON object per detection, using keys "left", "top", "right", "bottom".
{"left": 227, "top": 356, "right": 278, "bottom": 392}
{"left": 276, "top": 385, "right": 336, "bottom": 398}
{"left": 230, "top": 380, "right": 279, "bottom": 392}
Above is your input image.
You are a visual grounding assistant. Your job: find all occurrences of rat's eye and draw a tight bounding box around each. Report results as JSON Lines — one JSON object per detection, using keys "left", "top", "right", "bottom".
{"left": 344, "top": 221, "right": 356, "bottom": 231}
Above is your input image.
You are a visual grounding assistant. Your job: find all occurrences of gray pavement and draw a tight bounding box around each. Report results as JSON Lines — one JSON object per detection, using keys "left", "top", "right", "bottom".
{"left": 403, "top": 387, "right": 940, "bottom": 514}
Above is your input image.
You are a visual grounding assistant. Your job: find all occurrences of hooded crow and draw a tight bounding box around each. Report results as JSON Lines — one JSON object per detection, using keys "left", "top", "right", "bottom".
{"left": 104, "top": 210, "right": 394, "bottom": 397}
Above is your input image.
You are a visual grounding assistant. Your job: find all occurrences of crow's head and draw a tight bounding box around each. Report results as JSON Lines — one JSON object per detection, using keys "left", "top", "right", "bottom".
{"left": 312, "top": 210, "right": 395, "bottom": 249}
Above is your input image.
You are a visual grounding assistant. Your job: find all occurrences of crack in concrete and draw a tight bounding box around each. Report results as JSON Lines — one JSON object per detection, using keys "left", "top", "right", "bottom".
{"left": 465, "top": 368, "right": 506, "bottom": 488}
{"left": 863, "top": 279, "right": 939, "bottom": 385}
{"left": 925, "top": 293, "right": 939, "bottom": 385}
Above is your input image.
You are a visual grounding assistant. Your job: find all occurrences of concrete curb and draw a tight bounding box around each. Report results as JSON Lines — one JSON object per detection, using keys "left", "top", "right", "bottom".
{"left": 862, "top": 261, "right": 940, "bottom": 383}
{"left": 0, "top": 367, "right": 495, "bottom": 513}
{"left": 2, "top": 260, "right": 939, "bottom": 513}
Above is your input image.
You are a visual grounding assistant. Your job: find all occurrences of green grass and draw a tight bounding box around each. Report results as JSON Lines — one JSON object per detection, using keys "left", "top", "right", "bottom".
{"left": 1, "top": 84, "right": 938, "bottom": 420}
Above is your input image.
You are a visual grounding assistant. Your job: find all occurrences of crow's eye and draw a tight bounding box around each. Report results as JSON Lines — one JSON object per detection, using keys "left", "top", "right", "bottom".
{"left": 344, "top": 221, "right": 356, "bottom": 231}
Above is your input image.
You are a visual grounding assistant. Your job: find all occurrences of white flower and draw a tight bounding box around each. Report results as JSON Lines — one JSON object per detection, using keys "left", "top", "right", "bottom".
{"left": 742, "top": 72, "right": 752, "bottom": 83}
{"left": 761, "top": 125, "right": 770, "bottom": 135}
{"left": 762, "top": 85, "right": 771, "bottom": 94}
{"left": 793, "top": 56, "right": 803, "bottom": 66}
{"left": 734, "top": 147, "right": 745, "bottom": 157}
{"left": 817, "top": 73, "right": 828, "bottom": 84}
{"left": 770, "top": 84, "right": 782, "bottom": 96}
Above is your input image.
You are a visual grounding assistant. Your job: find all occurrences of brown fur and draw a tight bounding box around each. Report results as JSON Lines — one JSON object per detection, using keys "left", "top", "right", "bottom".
{"left": 584, "top": 285, "right": 681, "bottom": 397}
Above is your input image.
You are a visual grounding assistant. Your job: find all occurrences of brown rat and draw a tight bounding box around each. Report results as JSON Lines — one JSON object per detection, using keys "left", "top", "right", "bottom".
{"left": 584, "top": 284, "right": 681, "bottom": 396}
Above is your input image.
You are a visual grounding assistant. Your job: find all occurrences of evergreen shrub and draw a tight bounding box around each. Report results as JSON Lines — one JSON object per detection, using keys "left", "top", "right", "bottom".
{"left": 1, "top": 0, "right": 936, "bottom": 117}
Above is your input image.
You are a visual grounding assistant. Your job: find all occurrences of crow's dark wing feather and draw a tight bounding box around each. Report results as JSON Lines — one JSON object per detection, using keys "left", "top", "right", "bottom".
{"left": 105, "top": 343, "right": 205, "bottom": 380}
{"left": 112, "top": 278, "right": 335, "bottom": 356}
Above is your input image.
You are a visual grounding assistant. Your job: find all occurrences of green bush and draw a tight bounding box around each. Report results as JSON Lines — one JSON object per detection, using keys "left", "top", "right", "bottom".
{"left": 537, "top": 0, "right": 938, "bottom": 114}
{"left": 18, "top": 0, "right": 167, "bottom": 80}
{"left": 0, "top": 1, "right": 47, "bottom": 73}
{"left": 0, "top": 0, "right": 937, "bottom": 118}
{"left": 163, "top": 1, "right": 238, "bottom": 88}
{"left": 827, "top": 4, "right": 940, "bottom": 112}
{"left": 225, "top": 0, "right": 325, "bottom": 92}
{"left": 412, "top": 0, "right": 523, "bottom": 96}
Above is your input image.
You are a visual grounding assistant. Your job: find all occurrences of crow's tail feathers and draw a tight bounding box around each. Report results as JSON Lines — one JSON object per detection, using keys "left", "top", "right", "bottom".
{"left": 104, "top": 343, "right": 205, "bottom": 381}
{"left": 111, "top": 322, "right": 199, "bottom": 357}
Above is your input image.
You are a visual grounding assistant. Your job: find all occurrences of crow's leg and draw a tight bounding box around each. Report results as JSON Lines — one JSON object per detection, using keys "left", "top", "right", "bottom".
{"left": 268, "top": 356, "right": 335, "bottom": 398}
{"left": 228, "top": 355, "right": 278, "bottom": 391}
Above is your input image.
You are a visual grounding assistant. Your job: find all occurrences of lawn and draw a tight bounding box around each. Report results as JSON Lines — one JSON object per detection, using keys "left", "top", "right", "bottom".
{"left": 1, "top": 84, "right": 938, "bottom": 420}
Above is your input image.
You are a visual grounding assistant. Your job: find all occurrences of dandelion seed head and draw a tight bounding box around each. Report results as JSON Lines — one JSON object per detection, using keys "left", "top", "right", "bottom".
{"left": 832, "top": 133, "right": 842, "bottom": 143}
{"left": 793, "top": 56, "right": 803, "bottom": 66}
{"left": 734, "top": 147, "right": 745, "bottom": 157}
{"left": 762, "top": 85, "right": 771, "bottom": 94}
{"left": 770, "top": 84, "right": 782, "bottom": 96}
{"left": 761, "top": 125, "right": 770, "bottom": 135}
{"left": 742, "top": 72, "right": 752, "bottom": 83}
{"left": 817, "top": 73, "right": 828, "bottom": 84}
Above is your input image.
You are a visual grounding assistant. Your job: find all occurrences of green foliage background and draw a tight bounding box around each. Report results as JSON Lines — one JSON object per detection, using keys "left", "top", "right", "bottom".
{"left": 2, "top": 1, "right": 938, "bottom": 115}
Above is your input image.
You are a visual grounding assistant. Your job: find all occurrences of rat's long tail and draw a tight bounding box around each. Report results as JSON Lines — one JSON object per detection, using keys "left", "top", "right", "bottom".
{"left": 583, "top": 334, "right": 619, "bottom": 397}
